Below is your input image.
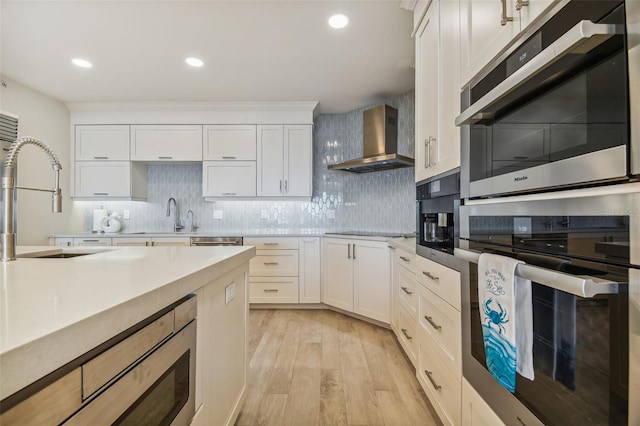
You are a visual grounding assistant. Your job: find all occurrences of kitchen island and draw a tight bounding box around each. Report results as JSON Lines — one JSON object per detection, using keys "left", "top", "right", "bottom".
{"left": 0, "top": 244, "right": 255, "bottom": 425}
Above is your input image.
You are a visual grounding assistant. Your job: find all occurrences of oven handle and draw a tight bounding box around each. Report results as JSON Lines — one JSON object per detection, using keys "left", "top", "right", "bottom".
{"left": 455, "top": 20, "right": 620, "bottom": 126}
{"left": 453, "top": 248, "right": 620, "bottom": 298}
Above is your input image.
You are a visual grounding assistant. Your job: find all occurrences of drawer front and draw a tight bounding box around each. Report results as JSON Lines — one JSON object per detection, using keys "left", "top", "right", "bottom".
{"left": 398, "top": 268, "right": 417, "bottom": 315}
{"left": 250, "top": 250, "right": 299, "bottom": 276}
{"left": 415, "top": 255, "right": 461, "bottom": 311}
{"left": 244, "top": 237, "right": 299, "bottom": 250}
{"left": 417, "top": 285, "right": 461, "bottom": 379}
{"left": 417, "top": 334, "right": 461, "bottom": 426}
{"left": 249, "top": 277, "right": 299, "bottom": 303}
{"left": 73, "top": 238, "right": 112, "bottom": 246}
{"left": 395, "top": 248, "right": 415, "bottom": 274}
{"left": 397, "top": 305, "right": 417, "bottom": 367}
{"left": 82, "top": 311, "right": 175, "bottom": 398}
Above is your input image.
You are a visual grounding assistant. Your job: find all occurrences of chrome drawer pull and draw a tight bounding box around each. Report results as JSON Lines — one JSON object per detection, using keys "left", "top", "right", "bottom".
{"left": 401, "top": 287, "right": 413, "bottom": 295}
{"left": 158, "top": 156, "right": 173, "bottom": 159}
{"left": 424, "top": 315, "right": 442, "bottom": 330}
{"left": 93, "top": 192, "right": 109, "bottom": 196}
{"left": 263, "top": 242, "right": 279, "bottom": 246}
{"left": 93, "top": 156, "right": 108, "bottom": 159}
{"left": 401, "top": 328, "right": 412, "bottom": 340}
{"left": 422, "top": 271, "right": 440, "bottom": 281}
{"left": 424, "top": 370, "right": 442, "bottom": 390}
{"left": 388, "top": 245, "right": 395, "bottom": 249}
{"left": 263, "top": 289, "right": 279, "bottom": 293}
{"left": 222, "top": 192, "right": 237, "bottom": 196}
{"left": 222, "top": 156, "right": 237, "bottom": 159}
{"left": 400, "top": 256, "right": 411, "bottom": 262}
{"left": 263, "top": 262, "right": 279, "bottom": 265}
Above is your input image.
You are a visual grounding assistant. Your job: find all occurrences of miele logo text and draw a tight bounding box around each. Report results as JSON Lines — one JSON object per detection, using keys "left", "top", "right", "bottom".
{"left": 514, "top": 176, "right": 528, "bottom": 182}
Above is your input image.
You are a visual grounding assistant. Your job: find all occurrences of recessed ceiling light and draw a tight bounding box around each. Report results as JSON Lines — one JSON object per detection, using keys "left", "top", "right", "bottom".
{"left": 328, "top": 14, "right": 349, "bottom": 29}
{"left": 71, "top": 58, "right": 92, "bottom": 68}
{"left": 185, "top": 57, "right": 204, "bottom": 67}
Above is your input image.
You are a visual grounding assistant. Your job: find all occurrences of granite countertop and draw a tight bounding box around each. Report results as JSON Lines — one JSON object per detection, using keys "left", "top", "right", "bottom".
{"left": 0, "top": 245, "right": 255, "bottom": 400}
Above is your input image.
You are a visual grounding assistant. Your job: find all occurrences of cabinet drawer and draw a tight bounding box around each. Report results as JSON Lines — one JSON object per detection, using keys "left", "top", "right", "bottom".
{"left": 73, "top": 238, "right": 112, "bottom": 246}
{"left": 244, "top": 237, "right": 298, "bottom": 250}
{"left": 250, "top": 250, "right": 299, "bottom": 276}
{"left": 249, "top": 277, "right": 299, "bottom": 303}
{"left": 394, "top": 249, "right": 415, "bottom": 274}
{"left": 130, "top": 125, "right": 202, "bottom": 161}
{"left": 75, "top": 125, "right": 130, "bottom": 161}
{"left": 417, "top": 334, "right": 461, "bottom": 426}
{"left": 82, "top": 311, "right": 174, "bottom": 398}
{"left": 397, "top": 305, "right": 417, "bottom": 367}
{"left": 203, "top": 125, "right": 256, "bottom": 160}
{"left": 415, "top": 255, "right": 461, "bottom": 311}
{"left": 398, "top": 267, "right": 417, "bottom": 315}
{"left": 417, "top": 285, "right": 461, "bottom": 379}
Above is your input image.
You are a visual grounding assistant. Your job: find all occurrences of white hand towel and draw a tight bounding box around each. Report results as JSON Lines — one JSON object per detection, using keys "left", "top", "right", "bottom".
{"left": 478, "top": 253, "right": 534, "bottom": 392}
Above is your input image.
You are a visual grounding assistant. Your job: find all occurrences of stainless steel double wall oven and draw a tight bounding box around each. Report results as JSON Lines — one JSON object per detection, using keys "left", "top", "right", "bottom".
{"left": 451, "top": 0, "right": 639, "bottom": 424}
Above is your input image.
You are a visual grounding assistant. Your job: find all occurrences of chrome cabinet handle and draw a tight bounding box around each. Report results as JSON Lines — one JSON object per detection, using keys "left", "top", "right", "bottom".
{"left": 500, "top": 0, "right": 514, "bottom": 25}
{"left": 400, "top": 256, "right": 410, "bottom": 262}
{"left": 222, "top": 192, "right": 236, "bottom": 196}
{"left": 422, "top": 271, "right": 440, "bottom": 281}
{"left": 158, "top": 156, "right": 173, "bottom": 159}
{"left": 285, "top": 180, "right": 288, "bottom": 193}
{"left": 401, "top": 287, "right": 413, "bottom": 295}
{"left": 263, "top": 262, "right": 279, "bottom": 265}
{"left": 424, "top": 315, "right": 442, "bottom": 330}
{"left": 151, "top": 241, "right": 156, "bottom": 246}
{"left": 424, "top": 139, "right": 430, "bottom": 168}
{"left": 222, "top": 156, "right": 236, "bottom": 159}
{"left": 66, "top": 241, "right": 71, "bottom": 247}
{"left": 82, "top": 239, "right": 99, "bottom": 242}
{"left": 388, "top": 245, "right": 395, "bottom": 249}
{"left": 93, "top": 156, "right": 108, "bottom": 159}
{"left": 93, "top": 192, "right": 109, "bottom": 196}
{"left": 280, "top": 180, "right": 283, "bottom": 193}
{"left": 263, "top": 289, "right": 279, "bottom": 293}
{"left": 424, "top": 370, "right": 442, "bottom": 390}
{"left": 401, "top": 328, "right": 413, "bottom": 340}
{"left": 348, "top": 243, "right": 351, "bottom": 259}
{"left": 263, "top": 242, "right": 279, "bottom": 246}
{"left": 515, "top": 0, "right": 529, "bottom": 10}
{"left": 353, "top": 244, "right": 356, "bottom": 260}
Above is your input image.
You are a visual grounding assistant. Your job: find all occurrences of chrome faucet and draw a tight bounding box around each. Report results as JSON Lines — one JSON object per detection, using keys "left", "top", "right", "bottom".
{"left": 1, "top": 137, "right": 62, "bottom": 261}
{"left": 166, "top": 197, "right": 183, "bottom": 232}
{"left": 187, "top": 209, "right": 198, "bottom": 232}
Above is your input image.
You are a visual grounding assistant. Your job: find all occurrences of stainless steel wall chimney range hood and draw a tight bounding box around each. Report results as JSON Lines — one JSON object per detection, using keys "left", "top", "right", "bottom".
{"left": 328, "top": 104, "right": 414, "bottom": 173}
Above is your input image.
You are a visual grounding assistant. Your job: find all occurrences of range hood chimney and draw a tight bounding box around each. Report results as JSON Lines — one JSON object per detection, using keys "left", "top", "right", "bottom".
{"left": 328, "top": 104, "right": 414, "bottom": 173}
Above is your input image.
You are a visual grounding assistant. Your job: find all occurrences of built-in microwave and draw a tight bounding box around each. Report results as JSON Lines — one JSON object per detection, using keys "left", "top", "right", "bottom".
{"left": 457, "top": 0, "right": 639, "bottom": 199}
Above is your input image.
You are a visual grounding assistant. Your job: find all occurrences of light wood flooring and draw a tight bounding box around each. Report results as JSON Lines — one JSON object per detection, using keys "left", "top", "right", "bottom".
{"left": 235, "top": 309, "right": 441, "bottom": 426}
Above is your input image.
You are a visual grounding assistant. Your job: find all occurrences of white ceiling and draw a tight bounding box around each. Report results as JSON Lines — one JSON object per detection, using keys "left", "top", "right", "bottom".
{"left": 0, "top": 0, "right": 416, "bottom": 114}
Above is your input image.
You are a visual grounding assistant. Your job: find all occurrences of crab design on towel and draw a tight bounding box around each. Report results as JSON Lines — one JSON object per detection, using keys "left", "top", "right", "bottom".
{"left": 483, "top": 298, "right": 509, "bottom": 334}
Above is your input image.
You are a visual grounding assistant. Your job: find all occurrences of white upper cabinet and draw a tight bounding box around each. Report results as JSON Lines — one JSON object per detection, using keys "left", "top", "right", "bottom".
{"left": 74, "top": 161, "right": 147, "bottom": 199}
{"left": 130, "top": 125, "right": 203, "bottom": 161}
{"left": 203, "top": 125, "right": 257, "bottom": 161}
{"left": 415, "top": 0, "right": 461, "bottom": 183}
{"left": 75, "top": 125, "right": 130, "bottom": 161}
{"left": 257, "top": 124, "right": 312, "bottom": 198}
{"left": 202, "top": 161, "right": 256, "bottom": 197}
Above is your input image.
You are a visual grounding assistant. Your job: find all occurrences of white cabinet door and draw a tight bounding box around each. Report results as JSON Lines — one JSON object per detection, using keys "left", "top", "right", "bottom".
{"left": 112, "top": 237, "right": 151, "bottom": 246}
{"left": 256, "top": 125, "right": 285, "bottom": 196}
{"left": 284, "top": 125, "right": 312, "bottom": 197}
{"left": 461, "top": 378, "right": 505, "bottom": 426}
{"left": 460, "top": 0, "right": 520, "bottom": 86}
{"left": 353, "top": 240, "right": 391, "bottom": 323}
{"left": 75, "top": 162, "right": 131, "bottom": 197}
{"left": 415, "top": 1, "right": 460, "bottom": 183}
{"left": 322, "top": 238, "right": 354, "bottom": 312}
{"left": 299, "top": 237, "right": 321, "bottom": 303}
{"left": 75, "top": 125, "right": 130, "bottom": 161}
{"left": 202, "top": 161, "right": 256, "bottom": 197}
{"left": 130, "top": 125, "right": 202, "bottom": 161}
{"left": 203, "top": 125, "right": 256, "bottom": 161}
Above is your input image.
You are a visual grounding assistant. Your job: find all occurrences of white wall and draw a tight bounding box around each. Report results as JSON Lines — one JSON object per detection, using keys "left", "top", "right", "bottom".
{"left": 0, "top": 76, "right": 84, "bottom": 244}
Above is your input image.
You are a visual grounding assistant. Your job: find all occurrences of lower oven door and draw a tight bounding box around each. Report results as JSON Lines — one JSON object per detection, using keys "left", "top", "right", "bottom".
{"left": 64, "top": 321, "right": 196, "bottom": 426}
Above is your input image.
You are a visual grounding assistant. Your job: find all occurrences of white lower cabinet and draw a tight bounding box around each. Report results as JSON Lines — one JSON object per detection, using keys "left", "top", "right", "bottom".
{"left": 417, "top": 333, "right": 461, "bottom": 426}
{"left": 397, "top": 304, "right": 418, "bottom": 367}
{"left": 73, "top": 237, "right": 112, "bottom": 246}
{"left": 462, "top": 378, "right": 505, "bottom": 426}
{"left": 111, "top": 237, "right": 190, "bottom": 247}
{"left": 322, "top": 237, "right": 391, "bottom": 323}
{"left": 51, "top": 237, "right": 74, "bottom": 247}
{"left": 245, "top": 237, "right": 320, "bottom": 304}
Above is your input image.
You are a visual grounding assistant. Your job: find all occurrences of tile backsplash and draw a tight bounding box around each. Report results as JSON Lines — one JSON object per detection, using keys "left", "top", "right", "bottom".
{"left": 78, "top": 91, "right": 416, "bottom": 234}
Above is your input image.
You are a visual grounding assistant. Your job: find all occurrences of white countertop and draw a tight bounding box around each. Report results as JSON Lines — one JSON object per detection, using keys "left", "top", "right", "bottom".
{"left": 0, "top": 245, "right": 255, "bottom": 400}
{"left": 387, "top": 237, "right": 416, "bottom": 253}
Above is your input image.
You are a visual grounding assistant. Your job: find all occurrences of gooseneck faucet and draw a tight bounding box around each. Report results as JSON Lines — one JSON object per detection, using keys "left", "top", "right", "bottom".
{"left": 166, "top": 197, "right": 183, "bottom": 232}
{"left": 1, "top": 137, "right": 63, "bottom": 262}
{"left": 187, "top": 209, "right": 198, "bottom": 232}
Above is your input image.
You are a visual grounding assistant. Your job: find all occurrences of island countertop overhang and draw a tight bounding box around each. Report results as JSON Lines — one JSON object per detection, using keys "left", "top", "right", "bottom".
{"left": 0, "top": 245, "right": 255, "bottom": 400}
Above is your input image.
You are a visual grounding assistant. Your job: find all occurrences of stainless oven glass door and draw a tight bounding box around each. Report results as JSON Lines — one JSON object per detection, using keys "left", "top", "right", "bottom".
{"left": 457, "top": 190, "right": 639, "bottom": 425}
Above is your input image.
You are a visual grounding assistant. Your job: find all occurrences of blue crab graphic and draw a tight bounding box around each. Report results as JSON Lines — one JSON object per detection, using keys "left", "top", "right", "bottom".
{"left": 483, "top": 298, "right": 509, "bottom": 334}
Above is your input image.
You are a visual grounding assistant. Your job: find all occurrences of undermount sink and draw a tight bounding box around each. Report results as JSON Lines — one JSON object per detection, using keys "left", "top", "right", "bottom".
{"left": 32, "top": 252, "right": 94, "bottom": 259}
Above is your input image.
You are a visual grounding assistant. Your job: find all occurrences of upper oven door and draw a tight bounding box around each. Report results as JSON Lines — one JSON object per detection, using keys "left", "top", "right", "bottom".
{"left": 458, "top": 1, "right": 630, "bottom": 199}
